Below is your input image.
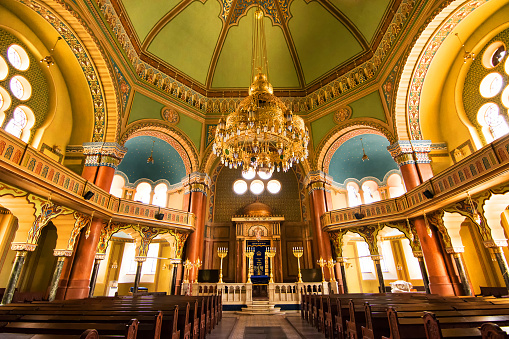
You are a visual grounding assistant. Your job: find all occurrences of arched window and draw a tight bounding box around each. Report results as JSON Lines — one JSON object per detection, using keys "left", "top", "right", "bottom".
{"left": 362, "top": 181, "right": 380, "bottom": 204}
{"left": 477, "top": 102, "right": 509, "bottom": 142}
{"left": 133, "top": 182, "right": 152, "bottom": 204}
{"left": 347, "top": 183, "right": 361, "bottom": 207}
{"left": 110, "top": 174, "right": 126, "bottom": 198}
{"left": 152, "top": 183, "right": 168, "bottom": 207}
{"left": 4, "top": 106, "right": 35, "bottom": 142}
{"left": 387, "top": 173, "right": 406, "bottom": 198}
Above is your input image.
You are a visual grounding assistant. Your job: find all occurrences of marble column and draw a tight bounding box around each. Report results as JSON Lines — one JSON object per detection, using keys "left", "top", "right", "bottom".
{"left": 305, "top": 172, "right": 333, "bottom": 281}
{"left": 133, "top": 257, "right": 146, "bottom": 293}
{"left": 414, "top": 252, "right": 431, "bottom": 294}
{"left": 337, "top": 257, "right": 348, "bottom": 294}
{"left": 451, "top": 252, "right": 472, "bottom": 296}
{"left": 1, "top": 250, "right": 28, "bottom": 305}
{"left": 48, "top": 253, "right": 69, "bottom": 302}
{"left": 372, "top": 256, "right": 386, "bottom": 293}
{"left": 490, "top": 247, "right": 509, "bottom": 290}
{"left": 169, "top": 259, "right": 181, "bottom": 295}
{"left": 182, "top": 173, "right": 210, "bottom": 283}
{"left": 88, "top": 254, "right": 105, "bottom": 297}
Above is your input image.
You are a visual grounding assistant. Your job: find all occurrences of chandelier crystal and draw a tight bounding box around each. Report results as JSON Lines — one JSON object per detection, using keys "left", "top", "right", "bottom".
{"left": 212, "top": 9, "right": 309, "bottom": 173}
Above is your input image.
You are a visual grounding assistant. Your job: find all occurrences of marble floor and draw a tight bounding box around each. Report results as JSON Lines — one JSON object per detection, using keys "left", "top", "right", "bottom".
{"left": 208, "top": 312, "right": 327, "bottom": 339}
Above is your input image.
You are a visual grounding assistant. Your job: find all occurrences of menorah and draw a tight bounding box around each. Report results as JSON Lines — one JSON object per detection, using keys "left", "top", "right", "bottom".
{"left": 183, "top": 259, "right": 193, "bottom": 283}
{"left": 193, "top": 258, "right": 202, "bottom": 284}
{"left": 292, "top": 247, "right": 303, "bottom": 283}
{"left": 245, "top": 247, "right": 255, "bottom": 283}
{"left": 317, "top": 257, "right": 327, "bottom": 283}
{"left": 265, "top": 247, "right": 276, "bottom": 283}
{"left": 217, "top": 247, "right": 228, "bottom": 283}
{"left": 327, "top": 258, "right": 336, "bottom": 282}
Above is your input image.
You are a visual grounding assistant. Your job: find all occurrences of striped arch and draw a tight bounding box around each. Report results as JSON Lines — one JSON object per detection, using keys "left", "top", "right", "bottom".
{"left": 315, "top": 122, "right": 394, "bottom": 174}
{"left": 393, "top": 0, "right": 489, "bottom": 141}
{"left": 17, "top": 0, "right": 121, "bottom": 142}
{"left": 120, "top": 121, "right": 199, "bottom": 175}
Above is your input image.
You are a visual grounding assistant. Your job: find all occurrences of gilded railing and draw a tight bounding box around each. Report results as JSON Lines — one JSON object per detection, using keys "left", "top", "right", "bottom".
{"left": 0, "top": 131, "right": 195, "bottom": 230}
{"left": 322, "top": 135, "right": 509, "bottom": 230}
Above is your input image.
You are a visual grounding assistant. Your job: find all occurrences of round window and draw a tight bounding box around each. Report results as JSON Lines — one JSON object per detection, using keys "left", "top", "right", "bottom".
{"left": 233, "top": 180, "right": 248, "bottom": 195}
{"left": 267, "top": 180, "right": 281, "bottom": 194}
{"left": 250, "top": 180, "right": 265, "bottom": 195}
{"left": 479, "top": 73, "right": 504, "bottom": 98}
{"left": 7, "top": 45, "right": 30, "bottom": 71}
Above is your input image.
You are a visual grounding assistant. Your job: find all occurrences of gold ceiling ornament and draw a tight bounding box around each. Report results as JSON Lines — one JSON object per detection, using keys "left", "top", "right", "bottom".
{"left": 147, "top": 140, "right": 155, "bottom": 164}
{"left": 360, "top": 137, "right": 369, "bottom": 161}
{"left": 212, "top": 9, "right": 309, "bottom": 174}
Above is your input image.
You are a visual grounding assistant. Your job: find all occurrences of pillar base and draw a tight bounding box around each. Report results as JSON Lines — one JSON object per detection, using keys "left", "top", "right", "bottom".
{"left": 428, "top": 275, "right": 456, "bottom": 295}
{"left": 64, "top": 280, "right": 90, "bottom": 300}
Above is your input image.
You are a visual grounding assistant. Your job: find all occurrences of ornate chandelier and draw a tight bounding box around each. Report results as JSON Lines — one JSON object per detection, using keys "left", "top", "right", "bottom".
{"left": 212, "top": 9, "right": 309, "bottom": 173}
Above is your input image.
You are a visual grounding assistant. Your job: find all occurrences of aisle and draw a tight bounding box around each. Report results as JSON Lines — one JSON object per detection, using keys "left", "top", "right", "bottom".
{"left": 208, "top": 313, "right": 327, "bottom": 339}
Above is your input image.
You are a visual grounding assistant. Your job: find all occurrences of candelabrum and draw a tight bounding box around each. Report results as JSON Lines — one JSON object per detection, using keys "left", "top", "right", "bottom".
{"left": 327, "top": 258, "right": 336, "bottom": 282}
{"left": 217, "top": 247, "right": 228, "bottom": 283}
{"left": 292, "top": 247, "right": 304, "bottom": 283}
{"left": 183, "top": 259, "right": 193, "bottom": 283}
{"left": 265, "top": 247, "right": 276, "bottom": 283}
{"left": 317, "top": 257, "right": 327, "bottom": 283}
{"left": 193, "top": 258, "right": 202, "bottom": 284}
{"left": 245, "top": 247, "right": 255, "bottom": 283}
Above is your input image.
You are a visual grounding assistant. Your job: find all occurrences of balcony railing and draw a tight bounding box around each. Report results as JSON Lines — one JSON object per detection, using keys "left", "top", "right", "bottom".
{"left": 322, "top": 134, "right": 509, "bottom": 230}
{"left": 0, "top": 130, "right": 195, "bottom": 230}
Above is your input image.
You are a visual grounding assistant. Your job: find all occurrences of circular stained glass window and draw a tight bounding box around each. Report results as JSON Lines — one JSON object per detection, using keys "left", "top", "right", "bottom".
{"left": 250, "top": 180, "right": 264, "bottom": 195}
{"left": 0, "top": 56, "right": 8, "bottom": 81}
{"left": 502, "top": 85, "right": 509, "bottom": 109}
{"left": 242, "top": 168, "right": 256, "bottom": 180}
{"left": 9, "top": 76, "right": 31, "bottom": 101}
{"left": 233, "top": 180, "right": 248, "bottom": 195}
{"left": 267, "top": 180, "right": 281, "bottom": 194}
{"left": 257, "top": 169, "right": 272, "bottom": 180}
{"left": 7, "top": 45, "right": 29, "bottom": 71}
{"left": 479, "top": 73, "right": 504, "bottom": 98}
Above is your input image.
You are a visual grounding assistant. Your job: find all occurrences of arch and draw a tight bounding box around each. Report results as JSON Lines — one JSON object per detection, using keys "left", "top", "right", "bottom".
{"left": 120, "top": 121, "right": 198, "bottom": 174}
{"left": 394, "top": 0, "right": 490, "bottom": 141}
{"left": 315, "top": 123, "right": 394, "bottom": 173}
{"left": 110, "top": 174, "right": 125, "bottom": 198}
{"left": 15, "top": 0, "right": 120, "bottom": 142}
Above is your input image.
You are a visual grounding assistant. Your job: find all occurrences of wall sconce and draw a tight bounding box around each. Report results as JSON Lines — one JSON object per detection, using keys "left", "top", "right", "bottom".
{"left": 111, "top": 260, "right": 118, "bottom": 269}
{"left": 162, "top": 263, "right": 168, "bottom": 270}
{"left": 40, "top": 37, "right": 62, "bottom": 67}
{"left": 455, "top": 33, "right": 475, "bottom": 63}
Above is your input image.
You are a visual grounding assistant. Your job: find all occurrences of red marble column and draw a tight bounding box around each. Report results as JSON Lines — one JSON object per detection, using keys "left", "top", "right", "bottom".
{"left": 399, "top": 163, "right": 421, "bottom": 191}
{"left": 63, "top": 142, "right": 126, "bottom": 299}
{"left": 182, "top": 174, "right": 210, "bottom": 283}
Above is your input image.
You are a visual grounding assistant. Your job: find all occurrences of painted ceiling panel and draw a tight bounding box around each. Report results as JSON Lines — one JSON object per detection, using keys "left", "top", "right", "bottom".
{"left": 147, "top": 0, "right": 223, "bottom": 84}
{"left": 118, "top": 136, "right": 186, "bottom": 184}
{"left": 213, "top": 8, "right": 299, "bottom": 88}
{"left": 177, "top": 113, "right": 202, "bottom": 150}
{"left": 310, "top": 112, "right": 335, "bottom": 148}
{"left": 127, "top": 92, "right": 165, "bottom": 125}
{"left": 328, "top": 134, "right": 397, "bottom": 183}
{"left": 121, "top": 0, "right": 180, "bottom": 42}
{"left": 288, "top": 0, "right": 363, "bottom": 84}
{"left": 329, "top": 0, "right": 392, "bottom": 42}
{"left": 350, "top": 90, "right": 387, "bottom": 122}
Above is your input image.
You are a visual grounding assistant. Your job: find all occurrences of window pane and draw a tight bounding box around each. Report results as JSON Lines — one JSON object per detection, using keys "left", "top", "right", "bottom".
{"left": 479, "top": 73, "right": 504, "bottom": 98}
{"left": 10, "top": 77, "right": 24, "bottom": 99}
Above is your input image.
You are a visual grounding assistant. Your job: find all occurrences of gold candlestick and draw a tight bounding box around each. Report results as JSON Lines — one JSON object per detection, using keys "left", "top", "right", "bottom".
{"left": 245, "top": 247, "right": 255, "bottom": 283}
{"left": 193, "top": 258, "right": 202, "bottom": 284}
{"left": 183, "top": 259, "right": 193, "bottom": 283}
{"left": 292, "top": 247, "right": 304, "bottom": 283}
{"left": 217, "top": 247, "right": 228, "bottom": 283}
{"left": 317, "top": 257, "right": 326, "bottom": 282}
{"left": 265, "top": 247, "right": 276, "bottom": 283}
{"left": 327, "top": 258, "right": 336, "bottom": 282}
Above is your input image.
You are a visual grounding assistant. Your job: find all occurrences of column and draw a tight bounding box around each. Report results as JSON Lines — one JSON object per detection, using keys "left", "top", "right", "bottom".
{"left": 133, "top": 257, "right": 146, "bottom": 293}
{"left": 337, "top": 258, "right": 348, "bottom": 294}
{"left": 388, "top": 141, "right": 455, "bottom": 295}
{"left": 413, "top": 251, "right": 431, "bottom": 294}
{"left": 169, "top": 259, "right": 181, "bottom": 295}
{"left": 88, "top": 254, "right": 105, "bottom": 297}
{"left": 305, "top": 171, "right": 333, "bottom": 281}
{"left": 372, "top": 255, "right": 386, "bottom": 293}
{"left": 450, "top": 251, "right": 472, "bottom": 296}
{"left": 48, "top": 250, "right": 72, "bottom": 301}
{"left": 1, "top": 249, "right": 29, "bottom": 304}
{"left": 487, "top": 245, "right": 509, "bottom": 290}
{"left": 182, "top": 173, "right": 210, "bottom": 283}
{"left": 64, "top": 142, "right": 126, "bottom": 299}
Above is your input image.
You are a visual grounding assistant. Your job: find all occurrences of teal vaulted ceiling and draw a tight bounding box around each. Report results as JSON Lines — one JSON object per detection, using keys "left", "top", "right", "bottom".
{"left": 328, "top": 134, "right": 398, "bottom": 184}
{"left": 113, "top": 0, "right": 395, "bottom": 92}
{"left": 117, "top": 136, "right": 186, "bottom": 184}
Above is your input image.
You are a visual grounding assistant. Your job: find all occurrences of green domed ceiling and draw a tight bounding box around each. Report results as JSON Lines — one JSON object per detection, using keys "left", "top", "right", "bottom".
{"left": 115, "top": 0, "right": 395, "bottom": 91}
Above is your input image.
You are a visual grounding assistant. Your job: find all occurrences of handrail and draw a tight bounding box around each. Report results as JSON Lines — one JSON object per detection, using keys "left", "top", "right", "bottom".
{"left": 0, "top": 130, "right": 195, "bottom": 231}
{"left": 322, "top": 134, "right": 509, "bottom": 231}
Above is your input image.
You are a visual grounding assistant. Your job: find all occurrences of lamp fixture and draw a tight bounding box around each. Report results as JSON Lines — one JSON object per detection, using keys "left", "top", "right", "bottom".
{"left": 147, "top": 140, "right": 155, "bottom": 164}
{"left": 454, "top": 33, "right": 475, "bottom": 63}
{"left": 212, "top": 9, "right": 309, "bottom": 174}
{"left": 360, "top": 137, "right": 369, "bottom": 161}
{"left": 40, "top": 37, "right": 62, "bottom": 68}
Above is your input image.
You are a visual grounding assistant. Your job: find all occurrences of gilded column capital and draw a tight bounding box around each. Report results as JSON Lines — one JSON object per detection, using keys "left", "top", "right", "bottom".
{"left": 387, "top": 140, "right": 433, "bottom": 166}
{"left": 95, "top": 253, "right": 106, "bottom": 260}
{"left": 82, "top": 142, "right": 128, "bottom": 169}
{"left": 182, "top": 172, "right": 211, "bottom": 195}
{"left": 11, "top": 243, "right": 37, "bottom": 252}
{"left": 134, "top": 256, "right": 147, "bottom": 262}
{"left": 303, "top": 171, "right": 332, "bottom": 191}
{"left": 53, "top": 249, "right": 73, "bottom": 257}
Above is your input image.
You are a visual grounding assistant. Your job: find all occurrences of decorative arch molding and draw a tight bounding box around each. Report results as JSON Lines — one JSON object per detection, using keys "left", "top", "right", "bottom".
{"left": 316, "top": 122, "right": 394, "bottom": 173}
{"left": 120, "top": 121, "right": 199, "bottom": 175}
{"left": 393, "top": 0, "right": 489, "bottom": 141}
{"left": 334, "top": 169, "right": 403, "bottom": 189}
{"left": 16, "top": 0, "right": 121, "bottom": 142}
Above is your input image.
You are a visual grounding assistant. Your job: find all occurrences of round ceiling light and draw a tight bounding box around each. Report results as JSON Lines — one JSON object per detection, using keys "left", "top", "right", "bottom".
{"left": 267, "top": 180, "right": 281, "bottom": 194}
{"left": 233, "top": 180, "right": 248, "bottom": 195}
{"left": 250, "top": 180, "right": 264, "bottom": 195}
{"left": 258, "top": 169, "right": 272, "bottom": 180}
{"left": 242, "top": 168, "right": 256, "bottom": 180}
